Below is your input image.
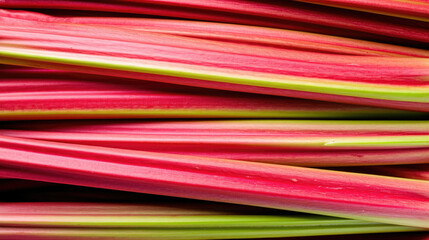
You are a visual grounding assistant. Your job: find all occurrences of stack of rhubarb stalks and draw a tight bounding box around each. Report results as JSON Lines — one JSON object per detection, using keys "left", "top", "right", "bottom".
{"left": 0, "top": 0, "right": 428, "bottom": 239}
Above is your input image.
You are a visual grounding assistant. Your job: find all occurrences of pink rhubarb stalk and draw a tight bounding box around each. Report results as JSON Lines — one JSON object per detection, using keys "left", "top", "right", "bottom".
{"left": 0, "top": 135, "right": 428, "bottom": 228}
{"left": 1, "top": 67, "right": 411, "bottom": 120}
{"left": 0, "top": 21, "right": 428, "bottom": 111}
{"left": 1, "top": 0, "right": 428, "bottom": 45}
{"left": 0, "top": 201, "right": 290, "bottom": 216}
{"left": 2, "top": 120, "right": 429, "bottom": 166}
{"left": 4, "top": 10, "right": 429, "bottom": 57}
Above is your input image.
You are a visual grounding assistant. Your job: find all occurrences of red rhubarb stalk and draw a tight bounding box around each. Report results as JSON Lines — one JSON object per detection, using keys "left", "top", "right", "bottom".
{"left": 1, "top": 23, "right": 428, "bottom": 111}
{"left": 3, "top": 10, "right": 429, "bottom": 57}
{"left": 1, "top": 0, "right": 427, "bottom": 44}
{"left": 2, "top": 120, "right": 428, "bottom": 166}
{"left": 0, "top": 135, "right": 428, "bottom": 228}
{"left": 2, "top": 68, "right": 414, "bottom": 120}
{"left": 1, "top": 44, "right": 428, "bottom": 112}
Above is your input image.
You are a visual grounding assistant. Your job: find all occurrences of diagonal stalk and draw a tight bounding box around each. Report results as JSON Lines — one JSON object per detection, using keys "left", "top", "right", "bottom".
{"left": 0, "top": 135, "right": 428, "bottom": 228}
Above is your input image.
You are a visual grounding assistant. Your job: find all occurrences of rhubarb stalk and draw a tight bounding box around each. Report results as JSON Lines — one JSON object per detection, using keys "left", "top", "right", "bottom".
{"left": 1, "top": 0, "right": 428, "bottom": 45}
{"left": 2, "top": 67, "right": 414, "bottom": 120}
{"left": 2, "top": 120, "right": 429, "bottom": 166}
{"left": 0, "top": 135, "right": 428, "bottom": 228}
{"left": 1, "top": 24, "right": 428, "bottom": 111}
{"left": 4, "top": 10, "right": 429, "bottom": 57}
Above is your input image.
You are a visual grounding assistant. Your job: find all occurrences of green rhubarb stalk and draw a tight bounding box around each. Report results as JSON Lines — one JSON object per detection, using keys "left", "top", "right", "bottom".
{"left": 0, "top": 214, "right": 405, "bottom": 229}
{"left": 0, "top": 202, "right": 419, "bottom": 230}
{"left": 0, "top": 200, "right": 423, "bottom": 240}
{"left": 0, "top": 225, "right": 421, "bottom": 240}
